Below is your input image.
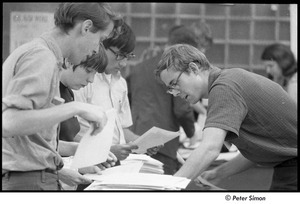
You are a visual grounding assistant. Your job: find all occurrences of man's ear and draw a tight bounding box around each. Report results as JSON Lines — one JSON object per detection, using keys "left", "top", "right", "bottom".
{"left": 81, "top": 19, "right": 93, "bottom": 35}
{"left": 188, "top": 62, "right": 200, "bottom": 75}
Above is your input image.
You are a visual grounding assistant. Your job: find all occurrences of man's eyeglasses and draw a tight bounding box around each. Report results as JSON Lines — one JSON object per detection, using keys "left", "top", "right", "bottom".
{"left": 166, "top": 69, "right": 185, "bottom": 96}
{"left": 108, "top": 47, "right": 135, "bottom": 61}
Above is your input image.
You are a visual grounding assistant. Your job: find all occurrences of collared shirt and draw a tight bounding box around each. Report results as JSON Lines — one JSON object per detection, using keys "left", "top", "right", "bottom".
{"left": 2, "top": 32, "right": 64, "bottom": 172}
{"left": 73, "top": 72, "right": 132, "bottom": 145}
{"left": 205, "top": 67, "right": 297, "bottom": 166}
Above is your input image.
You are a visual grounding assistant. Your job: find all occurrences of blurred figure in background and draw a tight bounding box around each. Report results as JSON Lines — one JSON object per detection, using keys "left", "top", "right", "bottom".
{"left": 128, "top": 22, "right": 213, "bottom": 175}
{"left": 261, "top": 43, "right": 297, "bottom": 103}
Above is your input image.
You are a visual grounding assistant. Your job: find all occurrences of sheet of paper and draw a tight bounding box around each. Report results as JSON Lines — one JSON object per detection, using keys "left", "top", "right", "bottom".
{"left": 71, "top": 109, "right": 116, "bottom": 169}
{"left": 132, "top": 127, "right": 180, "bottom": 154}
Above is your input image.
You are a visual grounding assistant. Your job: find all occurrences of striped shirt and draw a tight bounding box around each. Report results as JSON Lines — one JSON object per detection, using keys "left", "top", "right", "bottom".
{"left": 205, "top": 67, "right": 297, "bottom": 166}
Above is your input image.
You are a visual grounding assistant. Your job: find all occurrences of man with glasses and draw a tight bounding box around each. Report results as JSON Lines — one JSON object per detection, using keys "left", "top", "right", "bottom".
{"left": 155, "top": 44, "right": 297, "bottom": 190}
{"left": 74, "top": 22, "right": 160, "bottom": 167}
{"left": 128, "top": 23, "right": 213, "bottom": 175}
{"left": 2, "top": 3, "right": 122, "bottom": 190}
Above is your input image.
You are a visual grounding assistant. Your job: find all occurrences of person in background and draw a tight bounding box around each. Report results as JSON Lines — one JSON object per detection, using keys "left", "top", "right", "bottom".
{"left": 155, "top": 44, "right": 297, "bottom": 190}
{"left": 2, "top": 2, "right": 122, "bottom": 191}
{"left": 261, "top": 43, "right": 297, "bottom": 103}
{"left": 128, "top": 22, "right": 212, "bottom": 175}
{"left": 73, "top": 22, "right": 160, "bottom": 163}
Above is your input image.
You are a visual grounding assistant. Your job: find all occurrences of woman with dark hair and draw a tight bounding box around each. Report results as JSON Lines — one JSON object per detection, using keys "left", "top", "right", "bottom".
{"left": 261, "top": 43, "right": 297, "bottom": 103}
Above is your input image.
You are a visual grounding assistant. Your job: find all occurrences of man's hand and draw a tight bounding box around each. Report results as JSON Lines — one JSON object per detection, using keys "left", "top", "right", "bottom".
{"left": 96, "top": 151, "right": 118, "bottom": 170}
{"left": 75, "top": 102, "right": 108, "bottom": 135}
{"left": 110, "top": 143, "right": 138, "bottom": 160}
{"left": 78, "top": 166, "right": 102, "bottom": 175}
{"left": 146, "top": 144, "right": 163, "bottom": 156}
{"left": 59, "top": 168, "right": 96, "bottom": 187}
{"left": 200, "top": 169, "right": 222, "bottom": 186}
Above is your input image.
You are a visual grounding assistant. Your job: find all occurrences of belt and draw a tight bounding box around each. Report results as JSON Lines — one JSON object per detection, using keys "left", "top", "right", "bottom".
{"left": 2, "top": 169, "right": 58, "bottom": 177}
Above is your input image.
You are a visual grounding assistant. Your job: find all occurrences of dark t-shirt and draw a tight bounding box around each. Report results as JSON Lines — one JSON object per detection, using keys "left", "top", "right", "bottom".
{"left": 59, "top": 82, "right": 80, "bottom": 142}
{"left": 205, "top": 67, "right": 297, "bottom": 166}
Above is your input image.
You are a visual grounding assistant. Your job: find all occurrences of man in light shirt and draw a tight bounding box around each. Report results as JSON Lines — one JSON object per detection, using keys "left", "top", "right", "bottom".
{"left": 2, "top": 3, "right": 122, "bottom": 190}
{"left": 74, "top": 22, "right": 160, "bottom": 162}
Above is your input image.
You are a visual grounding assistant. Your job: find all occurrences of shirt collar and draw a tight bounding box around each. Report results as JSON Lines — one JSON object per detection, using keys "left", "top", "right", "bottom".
{"left": 39, "top": 32, "right": 64, "bottom": 70}
{"left": 208, "top": 66, "right": 222, "bottom": 92}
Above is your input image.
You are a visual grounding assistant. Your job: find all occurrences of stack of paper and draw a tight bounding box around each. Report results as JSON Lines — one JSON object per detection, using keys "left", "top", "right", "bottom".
{"left": 84, "top": 173, "right": 190, "bottom": 190}
{"left": 121, "top": 154, "right": 164, "bottom": 174}
{"left": 85, "top": 161, "right": 144, "bottom": 178}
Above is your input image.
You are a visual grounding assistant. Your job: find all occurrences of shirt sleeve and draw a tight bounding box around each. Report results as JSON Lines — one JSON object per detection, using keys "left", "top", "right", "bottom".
{"left": 119, "top": 83, "right": 133, "bottom": 128}
{"left": 173, "top": 96, "right": 195, "bottom": 138}
{"left": 3, "top": 47, "right": 57, "bottom": 112}
{"left": 205, "top": 83, "right": 248, "bottom": 140}
{"left": 73, "top": 84, "right": 93, "bottom": 138}
{"left": 287, "top": 74, "right": 297, "bottom": 104}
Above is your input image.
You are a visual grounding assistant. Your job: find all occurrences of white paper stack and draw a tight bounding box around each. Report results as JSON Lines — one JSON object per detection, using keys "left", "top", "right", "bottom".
{"left": 84, "top": 173, "right": 190, "bottom": 190}
{"left": 121, "top": 154, "right": 164, "bottom": 174}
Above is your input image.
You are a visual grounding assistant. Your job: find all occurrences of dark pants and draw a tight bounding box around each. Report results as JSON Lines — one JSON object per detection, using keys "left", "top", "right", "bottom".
{"left": 270, "top": 157, "right": 297, "bottom": 191}
{"left": 2, "top": 170, "right": 61, "bottom": 191}
{"left": 151, "top": 152, "right": 182, "bottom": 175}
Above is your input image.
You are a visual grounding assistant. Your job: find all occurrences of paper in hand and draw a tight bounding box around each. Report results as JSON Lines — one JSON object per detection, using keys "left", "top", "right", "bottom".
{"left": 132, "top": 127, "right": 179, "bottom": 154}
{"left": 71, "top": 109, "right": 116, "bottom": 169}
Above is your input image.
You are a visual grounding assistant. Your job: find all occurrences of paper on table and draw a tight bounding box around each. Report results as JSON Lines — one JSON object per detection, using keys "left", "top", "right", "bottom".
{"left": 132, "top": 127, "right": 180, "bottom": 154}
{"left": 71, "top": 109, "right": 116, "bottom": 169}
{"left": 84, "top": 161, "right": 144, "bottom": 181}
{"left": 84, "top": 173, "right": 190, "bottom": 190}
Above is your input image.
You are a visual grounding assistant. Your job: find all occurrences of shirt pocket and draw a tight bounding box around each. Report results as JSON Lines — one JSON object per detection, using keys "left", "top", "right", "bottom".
{"left": 113, "top": 90, "right": 126, "bottom": 114}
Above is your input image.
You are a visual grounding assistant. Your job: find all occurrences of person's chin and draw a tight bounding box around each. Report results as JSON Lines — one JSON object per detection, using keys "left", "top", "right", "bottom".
{"left": 73, "top": 85, "right": 82, "bottom": 90}
{"left": 189, "top": 97, "right": 200, "bottom": 104}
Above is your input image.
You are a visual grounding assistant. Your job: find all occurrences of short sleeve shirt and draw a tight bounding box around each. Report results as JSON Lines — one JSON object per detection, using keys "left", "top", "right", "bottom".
{"left": 73, "top": 72, "right": 132, "bottom": 145}
{"left": 204, "top": 67, "right": 297, "bottom": 166}
{"left": 2, "top": 33, "right": 64, "bottom": 171}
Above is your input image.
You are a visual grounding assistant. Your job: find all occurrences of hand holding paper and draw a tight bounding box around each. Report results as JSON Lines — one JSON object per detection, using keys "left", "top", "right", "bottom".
{"left": 71, "top": 109, "right": 116, "bottom": 169}
{"left": 132, "top": 127, "right": 180, "bottom": 154}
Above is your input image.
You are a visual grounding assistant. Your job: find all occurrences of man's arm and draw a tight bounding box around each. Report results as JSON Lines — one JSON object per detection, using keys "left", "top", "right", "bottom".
{"left": 174, "top": 127, "right": 226, "bottom": 180}
{"left": 201, "top": 153, "right": 255, "bottom": 183}
{"left": 123, "top": 128, "right": 139, "bottom": 143}
{"left": 2, "top": 101, "right": 107, "bottom": 138}
{"left": 58, "top": 140, "right": 79, "bottom": 157}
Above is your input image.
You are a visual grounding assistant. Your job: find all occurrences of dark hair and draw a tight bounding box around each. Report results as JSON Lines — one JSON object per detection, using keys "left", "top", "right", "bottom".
{"left": 54, "top": 3, "right": 123, "bottom": 34}
{"left": 261, "top": 43, "right": 297, "bottom": 77}
{"left": 102, "top": 21, "right": 136, "bottom": 54}
{"left": 155, "top": 44, "right": 211, "bottom": 82}
{"left": 168, "top": 25, "right": 198, "bottom": 48}
{"left": 168, "top": 22, "right": 213, "bottom": 51}
{"left": 73, "top": 44, "right": 108, "bottom": 73}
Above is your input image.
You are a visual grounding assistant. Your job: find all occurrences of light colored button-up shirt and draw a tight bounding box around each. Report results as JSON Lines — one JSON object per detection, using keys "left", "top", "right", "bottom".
{"left": 74, "top": 72, "right": 132, "bottom": 145}
{"left": 2, "top": 32, "right": 64, "bottom": 172}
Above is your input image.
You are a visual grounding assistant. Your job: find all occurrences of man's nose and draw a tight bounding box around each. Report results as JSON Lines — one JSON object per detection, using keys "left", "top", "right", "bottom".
{"left": 118, "top": 60, "right": 127, "bottom": 68}
{"left": 88, "top": 75, "right": 95, "bottom": 83}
